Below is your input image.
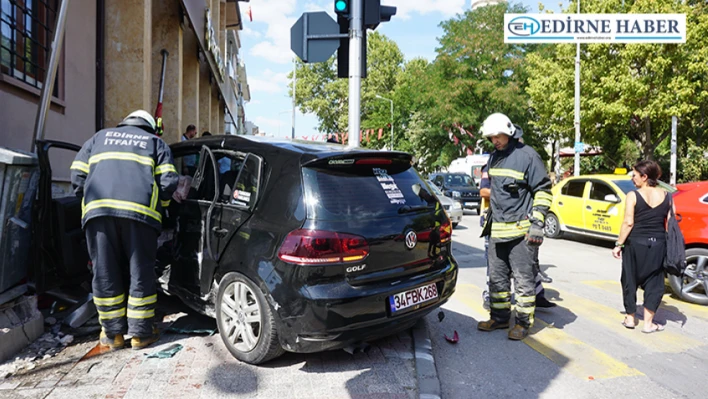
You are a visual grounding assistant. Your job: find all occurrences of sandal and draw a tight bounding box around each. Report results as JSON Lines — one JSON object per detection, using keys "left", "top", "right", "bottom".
{"left": 621, "top": 316, "right": 637, "bottom": 329}
{"left": 642, "top": 324, "right": 665, "bottom": 334}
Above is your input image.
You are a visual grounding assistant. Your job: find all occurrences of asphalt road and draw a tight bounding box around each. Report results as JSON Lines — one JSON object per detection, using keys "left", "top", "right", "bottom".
{"left": 427, "top": 211, "right": 708, "bottom": 399}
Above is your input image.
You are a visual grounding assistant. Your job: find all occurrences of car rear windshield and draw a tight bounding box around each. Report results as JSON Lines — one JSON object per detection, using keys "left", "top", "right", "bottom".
{"left": 303, "top": 162, "right": 436, "bottom": 220}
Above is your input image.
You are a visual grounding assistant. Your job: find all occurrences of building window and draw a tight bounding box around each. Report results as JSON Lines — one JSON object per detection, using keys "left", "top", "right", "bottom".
{"left": 0, "top": 0, "right": 60, "bottom": 96}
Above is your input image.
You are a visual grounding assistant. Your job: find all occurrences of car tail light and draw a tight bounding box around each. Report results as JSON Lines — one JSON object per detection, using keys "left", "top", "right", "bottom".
{"left": 439, "top": 220, "right": 452, "bottom": 244}
{"left": 278, "top": 229, "right": 369, "bottom": 265}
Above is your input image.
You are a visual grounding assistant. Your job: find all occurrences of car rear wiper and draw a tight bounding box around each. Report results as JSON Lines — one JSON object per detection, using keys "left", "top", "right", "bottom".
{"left": 398, "top": 205, "right": 435, "bottom": 214}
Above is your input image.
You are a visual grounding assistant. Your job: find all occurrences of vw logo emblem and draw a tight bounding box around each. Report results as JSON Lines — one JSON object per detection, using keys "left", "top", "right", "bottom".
{"left": 405, "top": 230, "right": 417, "bottom": 250}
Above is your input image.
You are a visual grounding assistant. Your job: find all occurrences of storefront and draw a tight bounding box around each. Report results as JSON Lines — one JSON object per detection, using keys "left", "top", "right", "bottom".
{"left": 0, "top": 0, "right": 249, "bottom": 184}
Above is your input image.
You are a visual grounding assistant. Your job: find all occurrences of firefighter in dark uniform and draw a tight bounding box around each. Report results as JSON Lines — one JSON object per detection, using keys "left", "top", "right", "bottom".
{"left": 71, "top": 110, "right": 178, "bottom": 350}
{"left": 476, "top": 113, "right": 552, "bottom": 340}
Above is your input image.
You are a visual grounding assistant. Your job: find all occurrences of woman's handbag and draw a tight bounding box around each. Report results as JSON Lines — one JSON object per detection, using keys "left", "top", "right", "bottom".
{"left": 664, "top": 196, "right": 687, "bottom": 277}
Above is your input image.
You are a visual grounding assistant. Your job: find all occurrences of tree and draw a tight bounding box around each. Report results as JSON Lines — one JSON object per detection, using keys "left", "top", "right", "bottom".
{"left": 291, "top": 32, "right": 404, "bottom": 141}
{"left": 528, "top": 0, "right": 708, "bottom": 165}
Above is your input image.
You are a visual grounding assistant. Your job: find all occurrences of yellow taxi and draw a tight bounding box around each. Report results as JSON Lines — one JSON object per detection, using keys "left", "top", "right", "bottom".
{"left": 544, "top": 170, "right": 675, "bottom": 241}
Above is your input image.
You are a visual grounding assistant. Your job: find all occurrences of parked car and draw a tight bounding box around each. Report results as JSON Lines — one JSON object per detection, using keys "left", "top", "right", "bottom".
{"left": 427, "top": 180, "right": 463, "bottom": 227}
{"left": 429, "top": 172, "right": 481, "bottom": 214}
{"left": 668, "top": 181, "right": 708, "bottom": 305}
{"left": 34, "top": 137, "right": 459, "bottom": 364}
{"left": 543, "top": 174, "right": 676, "bottom": 241}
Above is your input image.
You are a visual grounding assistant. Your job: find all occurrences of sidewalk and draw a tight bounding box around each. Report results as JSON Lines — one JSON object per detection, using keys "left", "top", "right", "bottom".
{"left": 0, "top": 324, "right": 418, "bottom": 399}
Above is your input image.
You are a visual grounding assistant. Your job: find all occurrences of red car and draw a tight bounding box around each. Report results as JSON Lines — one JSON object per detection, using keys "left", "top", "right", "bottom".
{"left": 669, "top": 181, "right": 708, "bottom": 305}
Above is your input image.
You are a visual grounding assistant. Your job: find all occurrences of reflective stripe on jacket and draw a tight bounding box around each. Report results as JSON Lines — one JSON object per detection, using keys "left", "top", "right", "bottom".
{"left": 487, "top": 140, "right": 552, "bottom": 241}
{"left": 70, "top": 125, "right": 179, "bottom": 231}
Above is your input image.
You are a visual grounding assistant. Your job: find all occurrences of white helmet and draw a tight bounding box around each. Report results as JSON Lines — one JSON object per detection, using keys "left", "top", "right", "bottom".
{"left": 118, "top": 110, "right": 156, "bottom": 133}
{"left": 481, "top": 113, "right": 515, "bottom": 137}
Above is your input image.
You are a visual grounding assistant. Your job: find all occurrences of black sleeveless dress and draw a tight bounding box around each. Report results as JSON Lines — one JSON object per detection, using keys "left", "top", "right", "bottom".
{"left": 620, "top": 190, "right": 670, "bottom": 314}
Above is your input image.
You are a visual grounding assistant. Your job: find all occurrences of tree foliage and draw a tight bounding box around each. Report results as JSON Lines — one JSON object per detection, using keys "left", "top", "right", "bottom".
{"left": 291, "top": 0, "right": 708, "bottom": 181}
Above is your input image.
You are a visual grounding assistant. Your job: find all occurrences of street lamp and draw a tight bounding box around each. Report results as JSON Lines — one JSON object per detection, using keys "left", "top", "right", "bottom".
{"left": 375, "top": 94, "right": 394, "bottom": 150}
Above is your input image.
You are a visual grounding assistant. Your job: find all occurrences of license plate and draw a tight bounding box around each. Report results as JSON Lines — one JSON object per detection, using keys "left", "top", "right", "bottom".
{"left": 465, "top": 202, "right": 477, "bottom": 206}
{"left": 389, "top": 283, "right": 439, "bottom": 314}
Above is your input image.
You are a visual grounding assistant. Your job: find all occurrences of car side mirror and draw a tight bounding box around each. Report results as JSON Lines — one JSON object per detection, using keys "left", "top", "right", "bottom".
{"left": 604, "top": 194, "right": 620, "bottom": 203}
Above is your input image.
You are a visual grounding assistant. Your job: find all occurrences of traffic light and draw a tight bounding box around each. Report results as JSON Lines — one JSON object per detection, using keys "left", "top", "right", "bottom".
{"left": 364, "top": 0, "right": 397, "bottom": 30}
{"left": 334, "top": 0, "right": 350, "bottom": 17}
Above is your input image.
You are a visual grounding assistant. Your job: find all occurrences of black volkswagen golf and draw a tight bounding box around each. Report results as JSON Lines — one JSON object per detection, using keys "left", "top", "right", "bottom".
{"left": 34, "top": 136, "right": 458, "bottom": 365}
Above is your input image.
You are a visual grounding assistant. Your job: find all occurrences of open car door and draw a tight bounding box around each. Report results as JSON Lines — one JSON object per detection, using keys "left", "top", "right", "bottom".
{"left": 31, "top": 140, "right": 91, "bottom": 293}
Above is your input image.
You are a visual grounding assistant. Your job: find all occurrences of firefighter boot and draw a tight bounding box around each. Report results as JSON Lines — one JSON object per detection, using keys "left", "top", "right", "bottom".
{"left": 131, "top": 327, "right": 160, "bottom": 350}
{"left": 99, "top": 330, "right": 125, "bottom": 351}
{"left": 477, "top": 319, "right": 510, "bottom": 331}
{"left": 508, "top": 324, "right": 529, "bottom": 340}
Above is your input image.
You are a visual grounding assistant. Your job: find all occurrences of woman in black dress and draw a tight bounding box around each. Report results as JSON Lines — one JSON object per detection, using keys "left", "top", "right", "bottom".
{"left": 612, "top": 160, "right": 672, "bottom": 333}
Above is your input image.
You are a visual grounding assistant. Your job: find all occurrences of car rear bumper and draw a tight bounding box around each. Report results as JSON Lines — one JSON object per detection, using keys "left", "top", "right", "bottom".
{"left": 274, "top": 258, "right": 458, "bottom": 353}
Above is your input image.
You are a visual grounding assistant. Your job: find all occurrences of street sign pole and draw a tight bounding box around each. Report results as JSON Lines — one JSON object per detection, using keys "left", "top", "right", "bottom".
{"left": 574, "top": 41, "right": 580, "bottom": 177}
{"left": 671, "top": 116, "right": 677, "bottom": 186}
{"left": 348, "top": 0, "right": 363, "bottom": 148}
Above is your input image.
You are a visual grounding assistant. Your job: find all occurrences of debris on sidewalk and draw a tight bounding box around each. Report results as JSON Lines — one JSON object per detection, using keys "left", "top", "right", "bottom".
{"left": 146, "top": 343, "right": 183, "bottom": 359}
{"left": 444, "top": 330, "right": 459, "bottom": 344}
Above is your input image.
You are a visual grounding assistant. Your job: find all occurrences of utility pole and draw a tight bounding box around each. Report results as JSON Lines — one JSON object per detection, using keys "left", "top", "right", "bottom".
{"left": 574, "top": 0, "right": 581, "bottom": 177}
{"left": 375, "top": 94, "right": 393, "bottom": 150}
{"left": 348, "top": 0, "right": 363, "bottom": 148}
{"left": 292, "top": 60, "right": 297, "bottom": 139}
{"left": 671, "top": 116, "right": 677, "bottom": 186}
{"left": 32, "top": 0, "right": 71, "bottom": 152}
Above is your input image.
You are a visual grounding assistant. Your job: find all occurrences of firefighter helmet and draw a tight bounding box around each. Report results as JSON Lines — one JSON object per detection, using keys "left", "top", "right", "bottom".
{"left": 481, "top": 113, "right": 515, "bottom": 137}
{"left": 118, "top": 110, "right": 157, "bottom": 134}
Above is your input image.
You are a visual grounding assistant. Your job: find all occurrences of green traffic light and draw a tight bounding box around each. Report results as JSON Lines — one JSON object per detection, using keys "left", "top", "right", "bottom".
{"left": 335, "top": 0, "right": 347, "bottom": 12}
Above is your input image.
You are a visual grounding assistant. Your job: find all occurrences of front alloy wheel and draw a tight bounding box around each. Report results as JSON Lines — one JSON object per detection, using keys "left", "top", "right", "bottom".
{"left": 216, "top": 272, "right": 285, "bottom": 364}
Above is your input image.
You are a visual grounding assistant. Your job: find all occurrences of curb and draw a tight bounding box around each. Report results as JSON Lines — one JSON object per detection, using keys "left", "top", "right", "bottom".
{"left": 412, "top": 318, "right": 441, "bottom": 399}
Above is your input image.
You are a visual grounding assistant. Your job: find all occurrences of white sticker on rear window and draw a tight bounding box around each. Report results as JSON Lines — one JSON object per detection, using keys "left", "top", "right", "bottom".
{"left": 373, "top": 168, "right": 406, "bottom": 205}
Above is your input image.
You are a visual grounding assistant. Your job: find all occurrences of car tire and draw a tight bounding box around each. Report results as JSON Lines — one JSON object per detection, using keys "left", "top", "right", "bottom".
{"left": 215, "top": 272, "right": 285, "bottom": 364}
{"left": 544, "top": 213, "right": 563, "bottom": 239}
{"left": 668, "top": 248, "right": 708, "bottom": 306}
{"left": 452, "top": 222, "right": 459, "bottom": 228}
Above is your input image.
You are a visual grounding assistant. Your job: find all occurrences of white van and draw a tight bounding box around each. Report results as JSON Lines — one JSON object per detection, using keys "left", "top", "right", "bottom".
{"left": 448, "top": 154, "right": 490, "bottom": 185}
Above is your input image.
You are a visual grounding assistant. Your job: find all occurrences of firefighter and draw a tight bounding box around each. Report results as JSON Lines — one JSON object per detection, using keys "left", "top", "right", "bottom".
{"left": 476, "top": 113, "right": 552, "bottom": 340}
{"left": 70, "top": 110, "right": 178, "bottom": 350}
{"left": 480, "top": 164, "right": 556, "bottom": 310}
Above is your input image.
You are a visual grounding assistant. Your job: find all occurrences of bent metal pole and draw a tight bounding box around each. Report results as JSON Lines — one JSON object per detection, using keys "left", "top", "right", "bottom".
{"left": 348, "top": 0, "right": 362, "bottom": 148}
{"left": 32, "top": 0, "right": 71, "bottom": 153}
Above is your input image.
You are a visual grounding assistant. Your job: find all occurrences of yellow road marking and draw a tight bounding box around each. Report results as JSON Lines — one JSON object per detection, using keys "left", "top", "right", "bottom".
{"left": 454, "top": 284, "right": 643, "bottom": 380}
{"left": 583, "top": 280, "right": 708, "bottom": 322}
{"left": 548, "top": 284, "right": 703, "bottom": 353}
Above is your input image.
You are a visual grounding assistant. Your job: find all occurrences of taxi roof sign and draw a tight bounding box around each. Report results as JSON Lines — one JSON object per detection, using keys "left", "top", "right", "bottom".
{"left": 614, "top": 168, "right": 628, "bottom": 175}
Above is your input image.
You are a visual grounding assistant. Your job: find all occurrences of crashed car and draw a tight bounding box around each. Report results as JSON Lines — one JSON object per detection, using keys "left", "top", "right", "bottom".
{"left": 34, "top": 136, "right": 458, "bottom": 364}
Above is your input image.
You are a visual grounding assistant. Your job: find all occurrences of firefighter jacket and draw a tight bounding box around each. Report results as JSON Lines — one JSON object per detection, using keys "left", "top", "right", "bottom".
{"left": 70, "top": 126, "right": 179, "bottom": 232}
{"left": 485, "top": 139, "right": 552, "bottom": 241}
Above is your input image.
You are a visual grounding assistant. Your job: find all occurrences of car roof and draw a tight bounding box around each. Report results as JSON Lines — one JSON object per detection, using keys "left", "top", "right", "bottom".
{"left": 169, "top": 135, "right": 411, "bottom": 164}
{"left": 564, "top": 174, "right": 631, "bottom": 181}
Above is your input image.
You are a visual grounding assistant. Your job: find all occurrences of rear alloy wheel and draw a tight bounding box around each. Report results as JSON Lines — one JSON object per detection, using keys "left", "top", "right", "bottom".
{"left": 216, "top": 272, "right": 284, "bottom": 364}
{"left": 668, "top": 248, "right": 708, "bottom": 306}
{"left": 544, "top": 212, "right": 563, "bottom": 239}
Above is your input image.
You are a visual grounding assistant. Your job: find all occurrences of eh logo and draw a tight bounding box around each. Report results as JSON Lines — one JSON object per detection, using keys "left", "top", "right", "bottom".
{"left": 508, "top": 16, "right": 541, "bottom": 36}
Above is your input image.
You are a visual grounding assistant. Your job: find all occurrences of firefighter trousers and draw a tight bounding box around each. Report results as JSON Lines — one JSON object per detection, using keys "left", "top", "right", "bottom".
{"left": 85, "top": 217, "right": 158, "bottom": 338}
{"left": 488, "top": 236, "right": 537, "bottom": 328}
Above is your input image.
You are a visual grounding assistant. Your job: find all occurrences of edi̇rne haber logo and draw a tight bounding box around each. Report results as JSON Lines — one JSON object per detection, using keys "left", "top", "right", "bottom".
{"left": 504, "top": 14, "right": 686, "bottom": 44}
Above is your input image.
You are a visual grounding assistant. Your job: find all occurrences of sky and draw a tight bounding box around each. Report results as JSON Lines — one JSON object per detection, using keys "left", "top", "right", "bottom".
{"left": 239, "top": 0, "right": 566, "bottom": 139}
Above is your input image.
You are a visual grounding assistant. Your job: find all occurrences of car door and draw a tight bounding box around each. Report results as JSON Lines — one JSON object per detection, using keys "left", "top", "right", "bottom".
{"left": 585, "top": 180, "right": 622, "bottom": 238}
{"left": 168, "top": 145, "right": 219, "bottom": 295}
{"left": 197, "top": 150, "right": 264, "bottom": 295}
{"left": 555, "top": 179, "right": 588, "bottom": 230}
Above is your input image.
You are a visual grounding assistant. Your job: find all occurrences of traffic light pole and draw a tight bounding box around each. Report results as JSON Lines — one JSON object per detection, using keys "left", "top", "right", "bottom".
{"left": 348, "top": 0, "right": 363, "bottom": 148}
